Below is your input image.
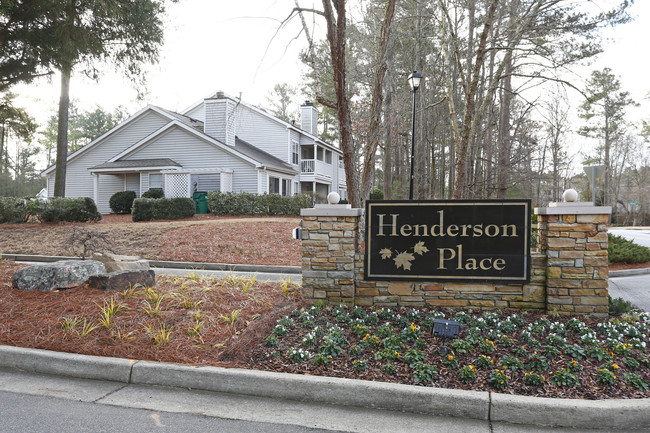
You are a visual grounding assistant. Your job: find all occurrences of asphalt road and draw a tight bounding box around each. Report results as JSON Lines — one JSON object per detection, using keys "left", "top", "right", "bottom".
{"left": 2, "top": 367, "right": 637, "bottom": 433}
{"left": 0, "top": 390, "right": 332, "bottom": 433}
{"left": 609, "top": 274, "right": 650, "bottom": 312}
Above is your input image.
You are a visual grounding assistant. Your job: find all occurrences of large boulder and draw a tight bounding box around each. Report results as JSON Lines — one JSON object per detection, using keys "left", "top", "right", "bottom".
{"left": 87, "top": 270, "right": 156, "bottom": 291}
{"left": 91, "top": 252, "right": 150, "bottom": 273}
{"left": 12, "top": 260, "right": 106, "bottom": 292}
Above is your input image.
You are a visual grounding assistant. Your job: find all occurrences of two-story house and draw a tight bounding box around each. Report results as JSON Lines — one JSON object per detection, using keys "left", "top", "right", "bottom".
{"left": 41, "top": 92, "right": 347, "bottom": 214}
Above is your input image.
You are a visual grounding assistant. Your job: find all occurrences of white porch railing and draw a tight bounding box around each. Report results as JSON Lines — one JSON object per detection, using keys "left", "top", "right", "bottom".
{"left": 301, "top": 159, "right": 315, "bottom": 173}
{"left": 301, "top": 159, "right": 332, "bottom": 179}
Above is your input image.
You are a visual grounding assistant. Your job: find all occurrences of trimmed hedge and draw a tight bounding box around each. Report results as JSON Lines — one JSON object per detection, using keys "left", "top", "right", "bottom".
{"left": 142, "top": 188, "right": 164, "bottom": 199}
{"left": 0, "top": 197, "right": 31, "bottom": 223}
{"left": 207, "top": 192, "right": 312, "bottom": 216}
{"left": 38, "top": 197, "right": 102, "bottom": 223}
{"left": 132, "top": 197, "right": 195, "bottom": 222}
{"left": 109, "top": 190, "right": 137, "bottom": 214}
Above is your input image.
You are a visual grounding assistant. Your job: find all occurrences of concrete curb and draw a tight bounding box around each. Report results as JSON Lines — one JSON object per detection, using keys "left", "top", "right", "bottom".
{"left": 0, "top": 345, "right": 133, "bottom": 383}
{"left": 1, "top": 345, "right": 649, "bottom": 429}
{"left": 129, "top": 360, "right": 488, "bottom": 420}
{"left": 490, "top": 393, "right": 650, "bottom": 431}
{"left": 5, "top": 253, "right": 648, "bottom": 278}
{"left": 610, "top": 267, "right": 650, "bottom": 278}
{"left": 0, "top": 254, "right": 301, "bottom": 275}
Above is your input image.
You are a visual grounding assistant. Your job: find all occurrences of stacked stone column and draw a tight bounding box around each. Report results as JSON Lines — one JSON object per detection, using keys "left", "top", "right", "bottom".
{"left": 535, "top": 202, "right": 611, "bottom": 317}
{"left": 300, "top": 205, "right": 363, "bottom": 305}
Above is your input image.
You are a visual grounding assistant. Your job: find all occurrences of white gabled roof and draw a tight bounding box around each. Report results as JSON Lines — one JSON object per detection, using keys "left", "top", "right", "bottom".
{"left": 181, "top": 91, "right": 343, "bottom": 155}
{"left": 108, "top": 120, "right": 265, "bottom": 168}
{"left": 41, "top": 105, "right": 180, "bottom": 176}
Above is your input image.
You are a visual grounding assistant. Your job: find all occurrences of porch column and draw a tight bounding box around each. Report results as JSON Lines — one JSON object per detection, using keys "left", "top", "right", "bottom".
{"left": 93, "top": 174, "right": 99, "bottom": 204}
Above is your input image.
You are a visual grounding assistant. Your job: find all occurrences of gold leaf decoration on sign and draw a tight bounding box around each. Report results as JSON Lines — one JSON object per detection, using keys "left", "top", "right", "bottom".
{"left": 380, "top": 248, "right": 392, "bottom": 260}
{"left": 413, "top": 241, "right": 429, "bottom": 256}
{"left": 394, "top": 251, "right": 415, "bottom": 271}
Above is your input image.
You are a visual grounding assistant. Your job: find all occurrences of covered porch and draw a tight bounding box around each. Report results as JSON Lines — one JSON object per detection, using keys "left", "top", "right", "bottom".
{"left": 88, "top": 159, "right": 233, "bottom": 213}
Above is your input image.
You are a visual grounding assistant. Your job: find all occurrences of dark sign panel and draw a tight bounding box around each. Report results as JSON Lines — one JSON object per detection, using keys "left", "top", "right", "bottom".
{"left": 365, "top": 200, "right": 531, "bottom": 282}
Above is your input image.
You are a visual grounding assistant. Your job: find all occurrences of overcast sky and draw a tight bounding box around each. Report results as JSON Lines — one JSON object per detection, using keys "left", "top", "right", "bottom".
{"left": 12, "top": 0, "right": 650, "bottom": 166}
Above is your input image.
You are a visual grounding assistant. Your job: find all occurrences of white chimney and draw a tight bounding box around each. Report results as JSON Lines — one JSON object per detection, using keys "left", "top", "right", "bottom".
{"left": 204, "top": 92, "right": 236, "bottom": 146}
{"left": 300, "top": 101, "right": 318, "bottom": 136}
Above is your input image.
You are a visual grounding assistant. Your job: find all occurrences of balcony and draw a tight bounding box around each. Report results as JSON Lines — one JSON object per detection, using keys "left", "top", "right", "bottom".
{"left": 300, "top": 159, "right": 331, "bottom": 179}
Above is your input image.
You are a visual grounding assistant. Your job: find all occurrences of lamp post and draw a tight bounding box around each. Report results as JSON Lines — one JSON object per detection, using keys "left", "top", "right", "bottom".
{"left": 408, "top": 71, "right": 422, "bottom": 200}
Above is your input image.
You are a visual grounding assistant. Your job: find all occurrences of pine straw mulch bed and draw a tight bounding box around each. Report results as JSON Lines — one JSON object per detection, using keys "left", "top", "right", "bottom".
{"left": 1, "top": 261, "right": 650, "bottom": 400}
{"left": 0, "top": 215, "right": 302, "bottom": 267}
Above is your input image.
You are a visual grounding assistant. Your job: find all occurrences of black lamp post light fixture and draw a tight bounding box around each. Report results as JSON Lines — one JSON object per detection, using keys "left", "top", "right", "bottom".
{"left": 408, "top": 71, "right": 422, "bottom": 201}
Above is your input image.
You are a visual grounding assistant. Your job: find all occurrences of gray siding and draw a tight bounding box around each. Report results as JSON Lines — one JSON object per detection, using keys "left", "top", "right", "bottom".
{"left": 204, "top": 99, "right": 235, "bottom": 146}
{"left": 98, "top": 174, "right": 123, "bottom": 213}
{"left": 125, "top": 127, "right": 258, "bottom": 193}
{"left": 49, "top": 110, "right": 168, "bottom": 213}
{"left": 235, "top": 105, "right": 289, "bottom": 163}
{"left": 126, "top": 173, "right": 140, "bottom": 196}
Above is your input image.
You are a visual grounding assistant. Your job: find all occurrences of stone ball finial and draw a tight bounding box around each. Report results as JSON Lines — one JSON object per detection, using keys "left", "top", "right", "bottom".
{"left": 327, "top": 192, "right": 341, "bottom": 205}
{"left": 563, "top": 189, "right": 579, "bottom": 202}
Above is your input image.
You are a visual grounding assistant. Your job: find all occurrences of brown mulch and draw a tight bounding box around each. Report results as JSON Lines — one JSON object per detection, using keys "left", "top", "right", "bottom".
{"left": 247, "top": 306, "right": 650, "bottom": 400}
{"left": 609, "top": 261, "right": 650, "bottom": 271}
{"left": 0, "top": 261, "right": 302, "bottom": 365}
{"left": 0, "top": 214, "right": 302, "bottom": 266}
{"left": 3, "top": 257, "right": 648, "bottom": 400}
{"left": 1, "top": 217, "right": 650, "bottom": 400}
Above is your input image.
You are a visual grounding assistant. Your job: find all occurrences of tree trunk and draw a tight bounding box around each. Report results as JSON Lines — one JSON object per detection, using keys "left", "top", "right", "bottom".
{"left": 54, "top": 66, "right": 71, "bottom": 197}
{"left": 495, "top": 53, "right": 513, "bottom": 199}
{"left": 359, "top": 0, "right": 396, "bottom": 203}
{"left": 382, "top": 85, "right": 393, "bottom": 200}
{"left": 0, "top": 124, "right": 5, "bottom": 175}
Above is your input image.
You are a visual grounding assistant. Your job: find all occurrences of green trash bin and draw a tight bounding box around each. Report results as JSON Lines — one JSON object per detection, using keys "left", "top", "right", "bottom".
{"left": 193, "top": 192, "right": 208, "bottom": 214}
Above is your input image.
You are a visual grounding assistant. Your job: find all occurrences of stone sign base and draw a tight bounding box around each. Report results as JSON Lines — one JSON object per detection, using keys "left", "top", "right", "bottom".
{"left": 301, "top": 201, "right": 611, "bottom": 317}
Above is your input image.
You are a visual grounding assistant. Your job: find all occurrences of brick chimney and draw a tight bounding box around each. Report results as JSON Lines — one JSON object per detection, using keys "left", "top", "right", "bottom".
{"left": 300, "top": 101, "right": 318, "bottom": 136}
{"left": 204, "top": 92, "right": 236, "bottom": 146}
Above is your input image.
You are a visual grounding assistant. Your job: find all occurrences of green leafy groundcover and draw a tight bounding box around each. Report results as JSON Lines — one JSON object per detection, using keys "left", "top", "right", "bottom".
{"left": 252, "top": 305, "right": 650, "bottom": 399}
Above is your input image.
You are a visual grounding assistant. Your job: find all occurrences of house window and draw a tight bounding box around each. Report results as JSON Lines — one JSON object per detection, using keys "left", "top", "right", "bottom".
{"left": 292, "top": 140, "right": 299, "bottom": 165}
{"left": 149, "top": 173, "right": 163, "bottom": 190}
{"left": 325, "top": 150, "right": 332, "bottom": 164}
{"left": 339, "top": 156, "right": 343, "bottom": 169}
{"left": 270, "top": 176, "right": 290, "bottom": 196}
{"left": 317, "top": 146, "right": 324, "bottom": 161}
{"left": 270, "top": 177, "right": 280, "bottom": 194}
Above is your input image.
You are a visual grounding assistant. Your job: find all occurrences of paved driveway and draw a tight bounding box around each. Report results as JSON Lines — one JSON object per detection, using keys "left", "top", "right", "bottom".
{"left": 608, "top": 274, "right": 650, "bottom": 311}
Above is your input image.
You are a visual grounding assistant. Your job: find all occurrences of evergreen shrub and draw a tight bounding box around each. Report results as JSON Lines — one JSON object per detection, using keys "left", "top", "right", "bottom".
{"left": 0, "top": 197, "right": 30, "bottom": 223}
{"left": 132, "top": 197, "right": 194, "bottom": 222}
{"left": 369, "top": 188, "right": 384, "bottom": 200}
{"left": 109, "top": 191, "right": 137, "bottom": 214}
{"left": 38, "top": 197, "right": 102, "bottom": 223}
{"left": 207, "top": 192, "right": 311, "bottom": 216}
{"left": 608, "top": 234, "right": 650, "bottom": 263}
{"left": 142, "top": 188, "right": 164, "bottom": 199}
